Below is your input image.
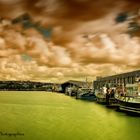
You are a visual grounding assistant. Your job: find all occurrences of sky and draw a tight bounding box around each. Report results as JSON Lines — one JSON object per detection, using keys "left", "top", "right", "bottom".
{"left": 0, "top": 0, "right": 140, "bottom": 83}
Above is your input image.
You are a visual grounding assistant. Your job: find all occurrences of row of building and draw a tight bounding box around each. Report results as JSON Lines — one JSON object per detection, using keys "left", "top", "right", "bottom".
{"left": 60, "top": 70, "right": 140, "bottom": 93}
{"left": 93, "top": 69, "right": 140, "bottom": 90}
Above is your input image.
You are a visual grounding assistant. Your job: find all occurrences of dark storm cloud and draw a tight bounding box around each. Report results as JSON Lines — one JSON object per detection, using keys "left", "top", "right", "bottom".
{"left": 0, "top": 0, "right": 140, "bottom": 43}
{"left": 32, "top": 0, "right": 140, "bottom": 42}
{"left": 126, "top": 0, "right": 140, "bottom": 10}
{"left": 0, "top": 0, "right": 140, "bottom": 20}
{"left": 23, "top": 0, "right": 140, "bottom": 22}
{"left": 23, "top": 0, "right": 121, "bottom": 22}
{"left": 0, "top": 0, "right": 122, "bottom": 20}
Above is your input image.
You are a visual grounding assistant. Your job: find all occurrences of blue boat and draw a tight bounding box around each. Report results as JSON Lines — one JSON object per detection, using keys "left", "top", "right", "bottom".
{"left": 76, "top": 88, "right": 96, "bottom": 101}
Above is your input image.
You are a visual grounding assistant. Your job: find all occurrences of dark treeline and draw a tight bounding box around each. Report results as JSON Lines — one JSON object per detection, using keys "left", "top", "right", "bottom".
{"left": 0, "top": 81, "right": 54, "bottom": 91}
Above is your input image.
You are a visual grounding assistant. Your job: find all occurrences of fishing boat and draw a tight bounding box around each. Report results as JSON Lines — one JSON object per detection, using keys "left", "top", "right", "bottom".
{"left": 65, "top": 86, "right": 78, "bottom": 96}
{"left": 115, "top": 83, "right": 140, "bottom": 114}
{"left": 95, "top": 87, "right": 106, "bottom": 104}
{"left": 76, "top": 88, "right": 96, "bottom": 101}
{"left": 95, "top": 86, "right": 118, "bottom": 106}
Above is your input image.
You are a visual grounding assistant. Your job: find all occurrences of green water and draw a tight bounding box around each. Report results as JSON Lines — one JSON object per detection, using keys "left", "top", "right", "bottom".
{"left": 0, "top": 91, "right": 139, "bottom": 140}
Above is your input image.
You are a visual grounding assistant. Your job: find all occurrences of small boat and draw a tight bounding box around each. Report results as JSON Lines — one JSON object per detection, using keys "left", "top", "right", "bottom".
{"left": 95, "top": 88, "right": 106, "bottom": 104}
{"left": 76, "top": 88, "right": 96, "bottom": 101}
{"left": 115, "top": 83, "right": 140, "bottom": 114}
{"left": 95, "top": 87, "right": 118, "bottom": 106}
{"left": 65, "top": 86, "right": 78, "bottom": 96}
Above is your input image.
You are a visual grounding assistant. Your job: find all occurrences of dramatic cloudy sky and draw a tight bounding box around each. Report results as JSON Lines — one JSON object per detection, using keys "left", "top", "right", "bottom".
{"left": 0, "top": 0, "right": 140, "bottom": 83}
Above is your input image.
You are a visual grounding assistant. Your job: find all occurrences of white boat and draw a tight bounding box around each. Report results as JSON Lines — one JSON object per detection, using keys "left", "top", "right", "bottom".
{"left": 115, "top": 83, "right": 140, "bottom": 114}
{"left": 76, "top": 88, "right": 96, "bottom": 101}
{"left": 95, "top": 87, "right": 106, "bottom": 104}
{"left": 95, "top": 87, "right": 118, "bottom": 106}
{"left": 65, "top": 86, "right": 78, "bottom": 96}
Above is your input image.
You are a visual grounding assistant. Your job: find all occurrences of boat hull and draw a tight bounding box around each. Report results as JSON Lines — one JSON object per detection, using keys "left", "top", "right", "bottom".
{"left": 118, "top": 100, "right": 140, "bottom": 114}
{"left": 76, "top": 94, "right": 96, "bottom": 101}
{"left": 96, "top": 97, "right": 118, "bottom": 106}
{"left": 95, "top": 92, "right": 118, "bottom": 106}
{"left": 96, "top": 97, "right": 106, "bottom": 104}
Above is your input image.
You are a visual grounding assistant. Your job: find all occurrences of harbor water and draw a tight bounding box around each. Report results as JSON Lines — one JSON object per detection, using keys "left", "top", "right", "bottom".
{"left": 0, "top": 91, "right": 140, "bottom": 140}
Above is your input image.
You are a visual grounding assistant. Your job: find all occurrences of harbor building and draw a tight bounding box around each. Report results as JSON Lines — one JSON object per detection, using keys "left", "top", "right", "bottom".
{"left": 93, "top": 70, "right": 140, "bottom": 90}
{"left": 61, "top": 80, "right": 91, "bottom": 93}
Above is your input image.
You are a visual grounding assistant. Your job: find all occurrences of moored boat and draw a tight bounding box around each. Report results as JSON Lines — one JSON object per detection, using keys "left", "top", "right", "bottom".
{"left": 95, "top": 88, "right": 106, "bottom": 104}
{"left": 65, "top": 86, "right": 78, "bottom": 96}
{"left": 76, "top": 88, "right": 96, "bottom": 101}
{"left": 115, "top": 83, "right": 140, "bottom": 114}
{"left": 95, "top": 87, "right": 118, "bottom": 106}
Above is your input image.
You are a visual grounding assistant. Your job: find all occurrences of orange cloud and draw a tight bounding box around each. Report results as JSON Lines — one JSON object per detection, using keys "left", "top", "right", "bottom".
{"left": 0, "top": 0, "right": 140, "bottom": 82}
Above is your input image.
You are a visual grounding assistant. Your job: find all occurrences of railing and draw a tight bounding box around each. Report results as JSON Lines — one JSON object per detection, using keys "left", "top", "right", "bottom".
{"left": 117, "top": 94, "right": 140, "bottom": 102}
